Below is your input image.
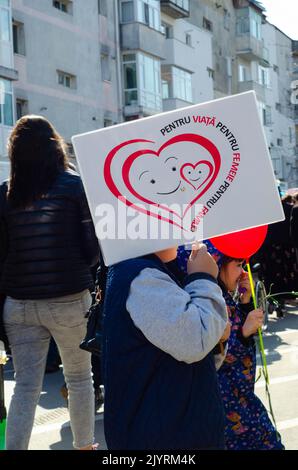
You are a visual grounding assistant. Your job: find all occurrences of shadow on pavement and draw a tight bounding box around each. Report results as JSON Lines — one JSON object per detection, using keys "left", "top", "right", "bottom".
{"left": 257, "top": 305, "right": 298, "bottom": 366}
{"left": 50, "top": 417, "right": 107, "bottom": 451}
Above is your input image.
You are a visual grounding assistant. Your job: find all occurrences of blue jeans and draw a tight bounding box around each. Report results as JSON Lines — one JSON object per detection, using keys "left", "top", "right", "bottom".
{"left": 3, "top": 289, "right": 94, "bottom": 450}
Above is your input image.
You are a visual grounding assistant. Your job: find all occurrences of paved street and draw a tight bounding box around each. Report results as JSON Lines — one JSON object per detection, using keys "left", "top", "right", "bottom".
{"left": 3, "top": 303, "right": 298, "bottom": 450}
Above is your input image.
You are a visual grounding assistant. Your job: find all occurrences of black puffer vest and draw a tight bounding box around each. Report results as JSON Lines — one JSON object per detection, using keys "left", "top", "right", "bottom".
{"left": 0, "top": 170, "right": 99, "bottom": 299}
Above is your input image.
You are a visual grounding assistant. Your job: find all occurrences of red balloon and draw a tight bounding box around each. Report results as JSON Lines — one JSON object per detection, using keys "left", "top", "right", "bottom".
{"left": 210, "top": 225, "right": 268, "bottom": 260}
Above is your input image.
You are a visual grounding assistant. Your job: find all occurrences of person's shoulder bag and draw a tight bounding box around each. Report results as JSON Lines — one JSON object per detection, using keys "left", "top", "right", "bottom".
{"left": 79, "top": 261, "right": 107, "bottom": 357}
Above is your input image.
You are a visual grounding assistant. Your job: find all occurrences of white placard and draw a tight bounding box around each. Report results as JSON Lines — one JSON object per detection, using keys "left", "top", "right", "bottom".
{"left": 72, "top": 91, "right": 284, "bottom": 266}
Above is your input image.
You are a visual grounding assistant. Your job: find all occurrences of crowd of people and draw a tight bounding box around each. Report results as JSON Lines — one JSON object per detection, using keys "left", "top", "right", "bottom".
{"left": 252, "top": 192, "right": 298, "bottom": 317}
{"left": 0, "top": 115, "right": 296, "bottom": 451}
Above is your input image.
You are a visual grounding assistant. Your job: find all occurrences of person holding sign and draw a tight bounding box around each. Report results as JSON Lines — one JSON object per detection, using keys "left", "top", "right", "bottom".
{"left": 102, "top": 243, "right": 229, "bottom": 450}
{"left": 177, "top": 243, "right": 284, "bottom": 450}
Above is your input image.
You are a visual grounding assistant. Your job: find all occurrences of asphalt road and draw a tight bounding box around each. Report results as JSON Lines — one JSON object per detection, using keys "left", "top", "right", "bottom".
{"left": 3, "top": 303, "right": 298, "bottom": 450}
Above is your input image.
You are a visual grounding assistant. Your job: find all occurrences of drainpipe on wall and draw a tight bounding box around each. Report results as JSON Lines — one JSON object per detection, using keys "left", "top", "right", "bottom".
{"left": 114, "top": 0, "right": 123, "bottom": 124}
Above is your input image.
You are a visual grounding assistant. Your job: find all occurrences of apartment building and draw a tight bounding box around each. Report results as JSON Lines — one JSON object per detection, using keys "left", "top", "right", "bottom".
{"left": 120, "top": 0, "right": 213, "bottom": 119}
{"left": 0, "top": 0, "right": 297, "bottom": 187}
{"left": 188, "top": 0, "right": 297, "bottom": 188}
{"left": 262, "top": 23, "right": 296, "bottom": 188}
{"left": 0, "top": 0, "right": 122, "bottom": 182}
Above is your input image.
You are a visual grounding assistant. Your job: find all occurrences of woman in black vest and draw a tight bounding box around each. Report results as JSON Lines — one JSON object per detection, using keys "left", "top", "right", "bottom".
{"left": 0, "top": 115, "right": 99, "bottom": 450}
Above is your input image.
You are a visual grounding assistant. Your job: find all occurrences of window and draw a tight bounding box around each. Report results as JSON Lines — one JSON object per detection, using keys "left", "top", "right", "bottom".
{"left": 16, "top": 98, "right": 28, "bottom": 119}
{"left": 185, "top": 33, "right": 192, "bottom": 46}
{"left": 136, "top": 0, "right": 161, "bottom": 31}
{"left": 162, "top": 66, "right": 192, "bottom": 103}
{"left": 263, "top": 106, "right": 272, "bottom": 126}
{"left": 238, "top": 64, "right": 248, "bottom": 82}
{"left": 13, "top": 21, "right": 25, "bottom": 55}
{"left": 0, "top": 1, "right": 10, "bottom": 42}
{"left": 275, "top": 102, "right": 281, "bottom": 112}
{"left": 104, "top": 118, "right": 113, "bottom": 127}
{"left": 236, "top": 16, "right": 250, "bottom": 35}
{"left": 123, "top": 54, "right": 138, "bottom": 105}
{"left": 258, "top": 66, "right": 270, "bottom": 87}
{"left": 203, "top": 17, "right": 212, "bottom": 32}
{"left": 121, "top": 0, "right": 161, "bottom": 30}
{"left": 162, "top": 79, "right": 169, "bottom": 99}
{"left": 162, "top": 22, "right": 173, "bottom": 39}
{"left": 98, "top": 0, "right": 107, "bottom": 17}
{"left": 167, "top": 0, "right": 189, "bottom": 10}
{"left": 123, "top": 52, "right": 162, "bottom": 111}
{"left": 172, "top": 67, "right": 192, "bottom": 102}
{"left": 289, "top": 127, "right": 293, "bottom": 143}
{"left": 236, "top": 7, "right": 261, "bottom": 39}
{"left": 250, "top": 9, "right": 261, "bottom": 40}
{"left": 0, "top": 0, "right": 13, "bottom": 69}
{"left": 0, "top": 78, "right": 13, "bottom": 126}
{"left": 224, "top": 9, "right": 230, "bottom": 31}
{"left": 121, "top": 1, "right": 134, "bottom": 22}
{"left": 53, "top": 0, "right": 73, "bottom": 14}
{"left": 207, "top": 67, "right": 214, "bottom": 79}
{"left": 139, "top": 53, "right": 162, "bottom": 109}
{"left": 57, "top": 71, "right": 76, "bottom": 89}
{"left": 101, "top": 54, "right": 111, "bottom": 81}
{"left": 277, "top": 138, "right": 283, "bottom": 147}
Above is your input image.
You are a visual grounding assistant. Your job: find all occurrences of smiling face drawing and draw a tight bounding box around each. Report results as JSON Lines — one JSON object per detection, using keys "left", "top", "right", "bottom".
{"left": 181, "top": 161, "right": 214, "bottom": 191}
{"left": 137, "top": 156, "right": 182, "bottom": 198}
{"left": 105, "top": 133, "right": 221, "bottom": 230}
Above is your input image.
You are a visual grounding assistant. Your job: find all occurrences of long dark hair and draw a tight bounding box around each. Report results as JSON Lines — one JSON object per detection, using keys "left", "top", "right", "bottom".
{"left": 7, "top": 115, "right": 69, "bottom": 209}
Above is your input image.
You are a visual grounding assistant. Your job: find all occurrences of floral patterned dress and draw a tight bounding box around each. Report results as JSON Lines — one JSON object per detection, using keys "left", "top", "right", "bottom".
{"left": 216, "top": 291, "right": 284, "bottom": 450}
{"left": 177, "top": 246, "right": 284, "bottom": 450}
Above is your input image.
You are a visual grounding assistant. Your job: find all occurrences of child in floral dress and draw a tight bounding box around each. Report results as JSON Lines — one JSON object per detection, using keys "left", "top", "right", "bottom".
{"left": 177, "top": 243, "right": 284, "bottom": 450}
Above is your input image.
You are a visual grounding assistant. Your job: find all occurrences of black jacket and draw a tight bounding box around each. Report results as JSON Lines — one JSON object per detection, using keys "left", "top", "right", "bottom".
{"left": 0, "top": 169, "right": 100, "bottom": 299}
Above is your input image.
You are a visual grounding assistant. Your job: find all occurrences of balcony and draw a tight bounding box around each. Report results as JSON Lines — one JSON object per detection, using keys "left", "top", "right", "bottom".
{"left": 163, "top": 38, "right": 195, "bottom": 72}
{"left": 124, "top": 89, "right": 162, "bottom": 118}
{"left": 121, "top": 22, "right": 165, "bottom": 59}
{"left": 160, "top": 0, "right": 190, "bottom": 19}
{"left": 0, "top": 65, "right": 18, "bottom": 81}
{"left": 236, "top": 34, "right": 270, "bottom": 65}
{"left": 237, "top": 80, "right": 265, "bottom": 102}
{"left": 163, "top": 97, "right": 192, "bottom": 112}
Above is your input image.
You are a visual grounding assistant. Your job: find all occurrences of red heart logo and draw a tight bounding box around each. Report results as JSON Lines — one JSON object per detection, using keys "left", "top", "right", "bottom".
{"left": 181, "top": 161, "right": 214, "bottom": 191}
{"left": 104, "top": 133, "right": 221, "bottom": 230}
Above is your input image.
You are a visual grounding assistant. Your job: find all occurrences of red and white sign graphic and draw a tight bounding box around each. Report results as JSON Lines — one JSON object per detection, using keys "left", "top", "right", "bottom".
{"left": 72, "top": 92, "right": 284, "bottom": 265}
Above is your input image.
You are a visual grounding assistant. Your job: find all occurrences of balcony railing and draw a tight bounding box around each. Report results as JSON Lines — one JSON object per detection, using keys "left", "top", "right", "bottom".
{"left": 236, "top": 33, "right": 270, "bottom": 66}
{"left": 160, "top": 0, "right": 190, "bottom": 19}
{"left": 237, "top": 80, "right": 265, "bottom": 102}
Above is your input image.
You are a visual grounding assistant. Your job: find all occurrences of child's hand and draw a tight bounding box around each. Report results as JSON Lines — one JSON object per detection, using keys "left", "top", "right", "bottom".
{"left": 220, "top": 321, "right": 231, "bottom": 342}
{"left": 242, "top": 308, "right": 264, "bottom": 337}
{"left": 187, "top": 243, "right": 219, "bottom": 279}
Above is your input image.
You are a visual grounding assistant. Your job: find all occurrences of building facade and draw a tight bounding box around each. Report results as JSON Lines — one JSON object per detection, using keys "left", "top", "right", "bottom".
{"left": 0, "top": 0, "right": 297, "bottom": 187}
{"left": 187, "top": 0, "right": 297, "bottom": 188}
{"left": 0, "top": 0, "right": 17, "bottom": 180}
